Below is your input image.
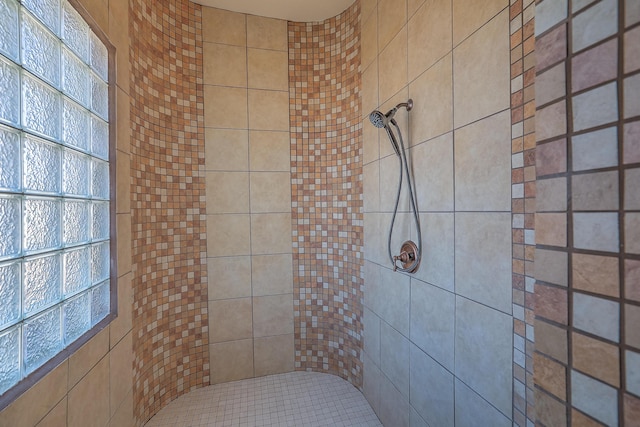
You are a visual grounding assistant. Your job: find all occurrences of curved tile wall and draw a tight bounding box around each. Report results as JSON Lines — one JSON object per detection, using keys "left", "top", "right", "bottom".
{"left": 289, "top": 2, "right": 364, "bottom": 387}
{"left": 129, "top": 0, "right": 209, "bottom": 424}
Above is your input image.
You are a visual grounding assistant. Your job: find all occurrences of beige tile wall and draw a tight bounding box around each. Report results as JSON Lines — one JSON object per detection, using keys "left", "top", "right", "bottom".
{"left": 361, "top": 0, "right": 516, "bottom": 425}
{"left": 202, "top": 7, "right": 294, "bottom": 385}
{"left": 0, "top": 0, "right": 134, "bottom": 425}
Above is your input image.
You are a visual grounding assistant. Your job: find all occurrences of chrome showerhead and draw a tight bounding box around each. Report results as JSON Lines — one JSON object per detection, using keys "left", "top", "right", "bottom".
{"left": 368, "top": 99, "right": 413, "bottom": 129}
{"left": 369, "top": 110, "right": 387, "bottom": 128}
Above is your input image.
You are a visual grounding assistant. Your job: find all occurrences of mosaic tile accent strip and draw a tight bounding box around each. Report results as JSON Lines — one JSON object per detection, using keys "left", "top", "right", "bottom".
{"left": 510, "top": 0, "right": 536, "bottom": 425}
{"left": 288, "top": 2, "right": 364, "bottom": 388}
{"left": 534, "top": 0, "right": 640, "bottom": 425}
{"left": 129, "top": 0, "right": 209, "bottom": 424}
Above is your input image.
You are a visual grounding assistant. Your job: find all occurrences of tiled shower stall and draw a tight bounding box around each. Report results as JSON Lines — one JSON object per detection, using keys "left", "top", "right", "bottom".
{"left": 0, "top": 0, "right": 638, "bottom": 426}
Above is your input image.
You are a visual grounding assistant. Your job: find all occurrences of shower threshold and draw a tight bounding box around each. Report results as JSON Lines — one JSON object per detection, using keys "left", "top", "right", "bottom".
{"left": 144, "top": 371, "right": 382, "bottom": 426}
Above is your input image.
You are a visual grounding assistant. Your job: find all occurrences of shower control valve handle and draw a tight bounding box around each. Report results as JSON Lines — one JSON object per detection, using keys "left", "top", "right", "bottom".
{"left": 393, "top": 251, "right": 413, "bottom": 272}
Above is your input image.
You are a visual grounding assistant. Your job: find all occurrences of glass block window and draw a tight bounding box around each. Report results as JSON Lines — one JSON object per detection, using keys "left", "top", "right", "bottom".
{"left": 0, "top": 0, "right": 111, "bottom": 396}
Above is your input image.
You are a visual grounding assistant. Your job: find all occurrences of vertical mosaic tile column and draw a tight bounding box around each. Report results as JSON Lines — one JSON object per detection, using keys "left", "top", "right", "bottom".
{"left": 510, "top": 0, "right": 536, "bottom": 425}
{"left": 288, "top": 2, "right": 364, "bottom": 387}
{"left": 534, "top": 0, "right": 640, "bottom": 424}
{"left": 129, "top": 0, "right": 209, "bottom": 424}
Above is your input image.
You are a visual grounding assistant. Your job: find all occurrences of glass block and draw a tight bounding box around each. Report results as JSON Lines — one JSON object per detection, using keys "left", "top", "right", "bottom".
{"left": 91, "top": 159, "right": 109, "bottom": 200}
{"left": 62, "top": 149, "right": 89, "bottom": 196}
{"left": 63, "top": 200, "right": 88, "bottom": 245}
{"left": 22, "top": 11, "right": 60, "bottom": 87}
{"left": 0, "top": 262, "right": 20, "bottom": 327}
{"left": 23, "top": 306, "right": 61, "bottom": 374}
{"left": 0, "top": 325, "right": 20, "bottom": 395}
{"left": 62, "top": 48, "right": 89, "bottom": 106}
{"left": 62, "top": 98, "right": 89, "bottom": 151}
{"left": 62, "top": 291, "right": 89, "bottom": 344}
{"left": 23, "top": 197, "right": 61, "bottom": 253}
{"left": 23, "top": 0, "right": 60, "bottom": 36}
{"left": 89, "top": 31, "right": 108, "bottom": 82}
{"left": 63, "top": 246, "right": 89, "bottom": 295}
{"left": 0, "top": 196, "right": 21, "bottom": 259}
{"left": 22, "top": 73, "right": 61, "bottom": 140}
{"left": 91, "top": 116, "right": 109, "bottom": 160}
{"left": 0, "top": 126, "right": 20, "bottom": 191}
{"left": 0, "top": 0, "right": 19, "bottom": 61}
{"left": 62, "top": 0, "right": 88, "bottom": 62}
{"left": 90, "top": 72, "right": 108, "bottom": 121}
{"left": 0, "top": 56, "right": 20, "bottom": 126}
{"left": 23, "top": 253, "right": 61, "bottom": 316}
{"left": 23, "top": 134, "right": 61, "bottom": 194}
{"left": 90, "top": 242, "right": 109, "bottom": 284}
{"left": 92, "top": 201, "right": 109, "bottom": 241}
{"left": 90, "top": 281, "right": 109, "bottom": 326}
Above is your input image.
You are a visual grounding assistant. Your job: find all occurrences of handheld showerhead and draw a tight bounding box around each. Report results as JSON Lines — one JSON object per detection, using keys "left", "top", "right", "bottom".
{"left": 368, "top": 99, "right": 413, "bottom": 128}
{"left": 369, "top": 99, "right": 414, "bottom": 156}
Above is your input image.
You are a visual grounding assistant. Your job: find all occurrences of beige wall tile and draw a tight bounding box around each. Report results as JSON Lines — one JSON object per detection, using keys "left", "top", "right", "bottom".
{"left": 537, "top": 177, "right": 567, "bottom": 212}
{"left": 68, "top": 327, "right": 109, "bottom": 388}
{"left": 204, "top": 86, "right": 248, "bottom": 129}
{"left": 202, "top": 7, "right": 247, "bottom": 46}
{"left": 0, "top": 362, "right": 68, "bottom": 427}
{"left": 109, "top": 332, "right": 132, "bottom": 417}
{"left": 453, "top": 0, "right": 507, "bottom": 46}
{"left": 68, "top": 357, "right": 110, "bottom": 427}
{"left": 248, "top": 90, "right": 290, "bottom": 131}
{"left": 535, "top": 320, "right": 568, "bottom": 363}
{"left": 247, "top": 15, "right": 287, "bottom": 51}
{"left": 254, "top": 334, "right": 294, "bottom": 376}
{"left": 625, "top": 168, "right": 640, "bottom": 210}
{"left": 536, "top": 63, "right": 566, "bottom": 107}
{"left": 378, "top": 0, "right": 407, "bottom": 51}
{"left": 363, "top": 161, "right": 380, "bottom": 213}
{"left": 209, "top": 298, "right": 253, "bottom": 343}
{"left": 453, "top": 9, "right": 510, "bottom": 127}
{"left": 205, "top": 128, "right": 249, "bottom": 171}
{"left": 533, "top": 353, "right": 566, "bottom": 400}
{"left": 626, "top": 213, "right": 640, "bottom": 254}
{"left": 108, "top": 388, "right": 133, "bottom": 427}
{"left": 251, "top": 254, "right": 293, "bottom": 296}
{"left": 208, "top": 256, "right": 252, "bottom": 300}
{"left": 536, "top": 213, "right": 567, "bottom": 247}
{"left": 536, "top": 101, "right": 567, "bottom": 141}
{"left": 362, "top": 63, "right": 379, "bottom": 120}
{"left": 363, "top": 116, "right": 380, "bottom": 164}
{"left": 454, "top": 111, "right": 512, "bottom": 211}
{"left": 411, "top": 132, "right": 454, "bottom": 212}
{"left": 572, "top": 171, "right": 619, "bottom": 211}
{"left": 206, "top": 171, "right": 250, "bottom": 214}
{"left": 206, "top": 214, "right": 251, "bottom": 257}
{"left": 409, "top": 55, "right": 453, "bottom": 144}
{"left": 408, "top": 0, "right": 426, "bottom": 18}
{"left": 408, "top": 0, "right": 452, "bottom": 82}
{"left": 626, "top": 304, "right": 640, "bottom": 348}
{"left": 379, "top": 88, "right": 410, "bottom": 155}
{"left": 108, "top": 0, "right": 130, "bottom": 95}
{"left": 204, "top": 43, "right": 247, "bottom": 87}
{"left": 250, "top": 213, "right": 292, "bottom": 255}
{"left": 535, "top": 249, "right": 568, "bottom": 287}
{"left": 249, "top": 131, "right": 290, "bottom": 171}
{"left": 115, "top": 151, "right": 130, "bottom": 214}
{"left": 250, "top": 172, "right": 291, "bottom": 213}
{"left": 210, "top": 339, "right": 254, "bottom": 384}
{"left": 253, "top": 294, "right": 293, "bottom": 337}
{"left": 80, "top": 0, "right": 108, "bottom": 34}
{"left": 35, "top": 396, "right": 67, "bottom": 427}
{"left": 110, "top": 272, "right": 133, "bottom": 344}
{"left": 247, "top": 49, "right": 288, "bottom": 91}
{"left": 361, "top": 11, "right": 378, "bottom": 72}
{"left": 116, "top": 88, "right": 130, "bottom": 153}
{"left": 116, "top": 213, "right": 132, "bottom": 275}
{"left": 379, "top": 27, "right": 408, "bottom": 104}
{"left": 573, "top": 332, "right": 620, "bottom": 387}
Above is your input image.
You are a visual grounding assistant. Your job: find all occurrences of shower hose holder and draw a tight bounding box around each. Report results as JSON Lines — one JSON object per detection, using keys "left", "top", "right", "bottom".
{"left": 393, "top": 240, "right": 420, "bottom": 273}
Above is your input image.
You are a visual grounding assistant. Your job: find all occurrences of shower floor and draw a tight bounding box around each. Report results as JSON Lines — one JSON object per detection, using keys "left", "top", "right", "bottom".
{"left": 144, "top": 371, "right": 382, "bottom": 427}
